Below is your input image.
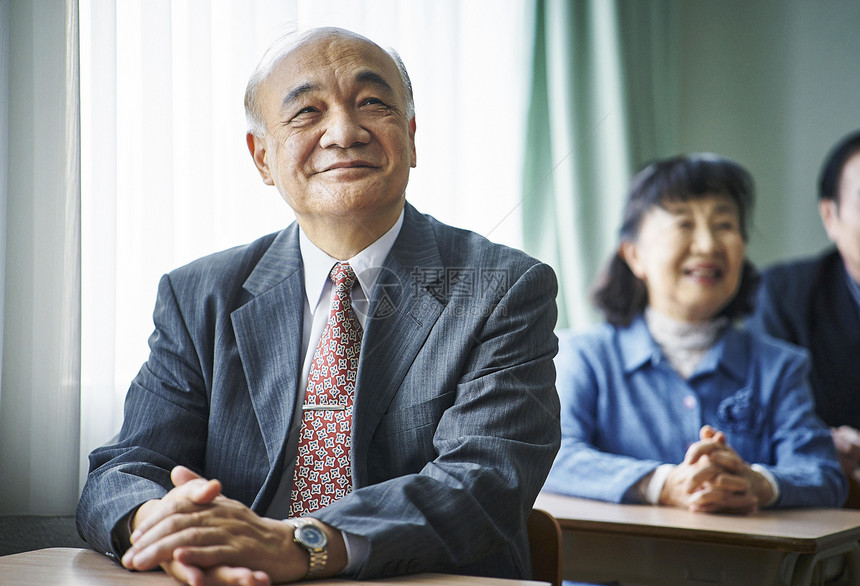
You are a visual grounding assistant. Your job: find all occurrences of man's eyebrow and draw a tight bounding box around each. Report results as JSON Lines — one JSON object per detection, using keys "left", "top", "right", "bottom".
{"left": 354, "top": 70, "right": 395, "bottom": 94}
{"left": 281, "top": 82, "right": 317, "bottom": 109}
{"left": 280, "top": 72, "right": 396, "bottom": 110}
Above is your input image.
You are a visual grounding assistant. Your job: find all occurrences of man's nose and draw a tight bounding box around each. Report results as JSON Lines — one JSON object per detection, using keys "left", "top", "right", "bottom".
{"left": 319, "top": 109, "right": 371, "bottom": 148}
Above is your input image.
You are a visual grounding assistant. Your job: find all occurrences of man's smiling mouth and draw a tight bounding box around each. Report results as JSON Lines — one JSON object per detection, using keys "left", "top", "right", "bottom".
{"left": 320, "top": 160, "right": 377, "bottom": 173}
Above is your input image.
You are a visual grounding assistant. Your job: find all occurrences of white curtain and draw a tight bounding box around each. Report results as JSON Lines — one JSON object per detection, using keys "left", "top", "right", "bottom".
{"left": 0, "top": 0, "right": 81, "bottom": 515}
{"left": 79, "top": 0, "right": 533, "bottom": 488}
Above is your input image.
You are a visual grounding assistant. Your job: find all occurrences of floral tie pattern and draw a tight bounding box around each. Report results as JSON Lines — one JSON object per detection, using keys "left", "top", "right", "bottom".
{"left": 290, "top": 263, "right": 362, "bottom": 517}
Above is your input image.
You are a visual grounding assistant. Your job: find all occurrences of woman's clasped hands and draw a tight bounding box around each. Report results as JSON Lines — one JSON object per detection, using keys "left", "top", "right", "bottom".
{"left": 660, "top": 425, "right": 775, "bottom": 514}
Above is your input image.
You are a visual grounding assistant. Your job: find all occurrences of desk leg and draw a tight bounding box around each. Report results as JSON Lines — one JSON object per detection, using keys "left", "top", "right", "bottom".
{"left": 791, "top": 539, "right": 860, "bottom": 586}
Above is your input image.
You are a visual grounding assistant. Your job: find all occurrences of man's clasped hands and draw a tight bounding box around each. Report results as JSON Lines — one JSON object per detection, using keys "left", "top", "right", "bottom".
{"left": 121, "top": 467, "right": 345, "bottom": 586}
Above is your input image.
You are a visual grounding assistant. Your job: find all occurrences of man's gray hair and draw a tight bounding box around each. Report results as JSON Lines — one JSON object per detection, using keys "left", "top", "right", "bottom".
{"left": 244, "top": 27, "right": 415, "bottom": 137}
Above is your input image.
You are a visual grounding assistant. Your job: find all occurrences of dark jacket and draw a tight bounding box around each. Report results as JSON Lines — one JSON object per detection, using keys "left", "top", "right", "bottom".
{"left": 747, "top": 248, "right": 860, "bottom": 429}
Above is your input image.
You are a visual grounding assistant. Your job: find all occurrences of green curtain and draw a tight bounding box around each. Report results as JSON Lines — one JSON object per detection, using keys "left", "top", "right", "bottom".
{"left": 522, "top": 0, "right": 680, "bottom": 330}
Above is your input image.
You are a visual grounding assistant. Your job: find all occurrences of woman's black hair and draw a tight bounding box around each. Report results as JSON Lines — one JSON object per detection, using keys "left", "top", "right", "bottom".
{"left": 592, "top": 153, "right": 760, "bottom": 326}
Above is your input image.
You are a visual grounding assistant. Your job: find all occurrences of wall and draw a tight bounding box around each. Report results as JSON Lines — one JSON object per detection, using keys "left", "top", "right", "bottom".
{"left": 0, "top": 0, "right": 81, "bottom": 516}
{"left": 677, "top": 0, "right": 860, "bottom": 267}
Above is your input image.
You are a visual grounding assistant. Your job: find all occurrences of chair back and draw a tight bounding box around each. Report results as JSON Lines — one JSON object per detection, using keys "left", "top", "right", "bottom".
{"left": 527, "top": 508, "right": 562, "bottom": 586}
{"left": 844, "top": 474, "right": 860, "bottom": 509}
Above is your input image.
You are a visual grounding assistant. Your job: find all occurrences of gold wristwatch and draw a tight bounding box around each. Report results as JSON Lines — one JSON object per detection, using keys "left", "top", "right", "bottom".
{"left": 287, "top": 518, "right": 328, "bottom": 579}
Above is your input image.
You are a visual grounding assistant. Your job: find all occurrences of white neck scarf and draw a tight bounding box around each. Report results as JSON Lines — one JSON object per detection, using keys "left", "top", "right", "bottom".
{"left": 645, "top": 307, "right": 728, "bottom": 379}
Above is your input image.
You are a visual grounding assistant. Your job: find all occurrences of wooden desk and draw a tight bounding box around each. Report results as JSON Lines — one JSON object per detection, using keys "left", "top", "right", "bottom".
{"left": 535, "top": 492, "right": 860, "bottom": 585}
{"left": 0, "top": 548, "right": 547, "bottom": 585}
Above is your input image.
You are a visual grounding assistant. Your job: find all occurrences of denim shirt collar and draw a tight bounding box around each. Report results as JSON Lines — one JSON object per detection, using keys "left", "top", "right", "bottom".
{"left": 618, "top": 313, "right": 748, "bottom": 383}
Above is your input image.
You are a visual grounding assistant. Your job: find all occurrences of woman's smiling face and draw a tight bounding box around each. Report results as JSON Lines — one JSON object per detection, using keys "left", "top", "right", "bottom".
{"left": 620, "top": 193, "right": 746, "bottom": 324}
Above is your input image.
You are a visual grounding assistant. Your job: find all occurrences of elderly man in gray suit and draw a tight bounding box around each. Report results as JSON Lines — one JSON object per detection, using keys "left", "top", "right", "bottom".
{"left": 76, "top": 27, "right": 559, "bottom": 586}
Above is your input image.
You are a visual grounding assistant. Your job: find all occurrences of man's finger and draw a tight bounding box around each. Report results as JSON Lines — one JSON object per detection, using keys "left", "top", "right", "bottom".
{"left": 127, "top": 523, "right": 223, "bottom": 571}
{"left": 132, "top": 478, "right": 222, "bottom": 541}
{"left": 162, "top": 558, "right": 206, "bottom": 586}
{"left": 172, "top": 465, "right": 204, "bottom": 486}
{"left": 171, "top": 467, "right": 223, "bottom": 504}
{"left": 203, "top": 565, "right": 272, "bottom": 586}
{"left": 166, "top": 558, "right": 271, "bottom": 586}
{"left": 190, "top": 478, "right": 223, "bottom": 505}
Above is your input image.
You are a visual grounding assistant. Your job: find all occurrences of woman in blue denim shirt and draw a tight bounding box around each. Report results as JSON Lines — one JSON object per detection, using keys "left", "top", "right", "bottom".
{"left": 544, "top": 153, "right": 847, "bottom": 512}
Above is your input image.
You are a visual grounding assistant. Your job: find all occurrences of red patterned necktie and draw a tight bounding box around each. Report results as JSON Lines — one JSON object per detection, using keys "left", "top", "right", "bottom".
{"left": 290, "top": 262, "right": 362, "bottom": 517}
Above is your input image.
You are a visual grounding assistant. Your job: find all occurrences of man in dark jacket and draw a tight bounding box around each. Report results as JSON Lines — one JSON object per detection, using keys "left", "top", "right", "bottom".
{"left": 747, "top": 129, "right": 860, "bottom": 505}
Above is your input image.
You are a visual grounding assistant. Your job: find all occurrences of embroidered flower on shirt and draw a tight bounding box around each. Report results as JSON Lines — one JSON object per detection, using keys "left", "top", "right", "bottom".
{"left": 717, "top": 388, "right": 759, "bottom": 431}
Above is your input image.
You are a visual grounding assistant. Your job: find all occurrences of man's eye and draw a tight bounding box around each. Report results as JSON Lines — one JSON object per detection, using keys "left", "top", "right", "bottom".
{"left": 288, "top": 107, "right": 320, "bottom": 124}
{"left": 361, "top": 98, "right": 386, "bottom": 107}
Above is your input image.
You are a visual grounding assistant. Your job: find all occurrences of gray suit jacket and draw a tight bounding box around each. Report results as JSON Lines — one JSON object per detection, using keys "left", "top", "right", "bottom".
{"left": 76, "top": 203, "right": 560, "bottom": 579}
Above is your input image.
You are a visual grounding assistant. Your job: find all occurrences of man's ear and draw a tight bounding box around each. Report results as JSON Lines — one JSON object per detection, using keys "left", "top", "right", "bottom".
{"left": 247, "top": 132, "right": 274, "bottom": 186}
{"left": 409, "top": 117, "right": 417, "bottom": 168}
{"left": 819, "top": 198, "right": 839, "bottom": 242}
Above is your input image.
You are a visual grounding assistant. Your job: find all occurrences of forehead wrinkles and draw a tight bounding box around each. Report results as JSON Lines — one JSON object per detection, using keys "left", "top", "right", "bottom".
{"left": 276, "top": 38, "right": 403, "bottom": 107}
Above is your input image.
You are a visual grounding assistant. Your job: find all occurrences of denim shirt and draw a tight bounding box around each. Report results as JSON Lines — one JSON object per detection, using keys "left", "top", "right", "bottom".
{"left": 543, "top": 315, "right": 847, "bottom": 508}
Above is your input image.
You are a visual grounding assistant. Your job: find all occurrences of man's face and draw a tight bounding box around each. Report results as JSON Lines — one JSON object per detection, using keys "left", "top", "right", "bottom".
{"left": 821, "top": 152, "right": 860, "bottom": 284}
{"left": 249, "top": 33, "right": 416, "bottom": 229}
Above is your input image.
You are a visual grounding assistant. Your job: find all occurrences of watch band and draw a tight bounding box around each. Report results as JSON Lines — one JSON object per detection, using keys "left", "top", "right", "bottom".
{"left": 306, "top": 540, "right": 327, "bottom": 579}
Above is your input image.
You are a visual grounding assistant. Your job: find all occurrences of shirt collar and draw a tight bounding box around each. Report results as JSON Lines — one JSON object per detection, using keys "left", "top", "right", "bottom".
{"left": 299, "top": 208, "right": 405, "bottom": 309}
{"left": 617, "top": 315, "right": 657, "bottom": 373}
{"left": 698, "top": 326, "right": 747, "bottom": 383}
{"left": 618, "top": 313, "right": 747, "bottom": 383}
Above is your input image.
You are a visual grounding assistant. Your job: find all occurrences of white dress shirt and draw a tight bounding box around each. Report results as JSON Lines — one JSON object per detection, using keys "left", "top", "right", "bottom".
{"left": 298, "top": 210, "right": 404, "bottom": 394}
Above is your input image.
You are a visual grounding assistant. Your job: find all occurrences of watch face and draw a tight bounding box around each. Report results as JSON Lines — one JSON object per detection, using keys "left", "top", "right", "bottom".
{"left": 296, "top": 524, "right": 327, "bottom": 550}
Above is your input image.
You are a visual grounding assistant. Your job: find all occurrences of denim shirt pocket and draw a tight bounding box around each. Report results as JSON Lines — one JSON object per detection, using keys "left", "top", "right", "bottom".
{"left": 717, "top": 387, "right": 761, "bottom": 433}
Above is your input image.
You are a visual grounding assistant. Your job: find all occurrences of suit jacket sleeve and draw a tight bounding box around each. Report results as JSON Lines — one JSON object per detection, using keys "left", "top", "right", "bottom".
{"left": 753, "top": 347, "right": 847, "bottom": 508}
{"left": 542, "top": 330, "right": 662, "bottom": 503}
{"left": 76, "top": 273, "right": 211, "bottom": 557}
{"left": 76, "top": 228, "right": 297, "bottom": 559}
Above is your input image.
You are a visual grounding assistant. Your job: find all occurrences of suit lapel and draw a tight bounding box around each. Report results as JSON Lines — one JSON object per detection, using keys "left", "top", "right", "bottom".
{"left": 232, "top": 224, "right": 304, "bottom": 470}
{"left": 230, "top": 208, "right": 447, "bottom": 492}
{"left": 352, "top": 204, "right": 445, "bottom": 486}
